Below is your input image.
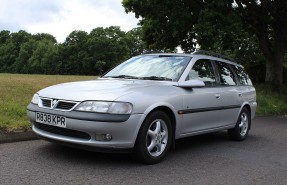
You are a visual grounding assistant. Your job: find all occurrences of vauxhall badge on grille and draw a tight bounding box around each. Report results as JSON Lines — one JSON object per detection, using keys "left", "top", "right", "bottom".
{"left": 52, "top": 99, "right": 58, "bottom": 107}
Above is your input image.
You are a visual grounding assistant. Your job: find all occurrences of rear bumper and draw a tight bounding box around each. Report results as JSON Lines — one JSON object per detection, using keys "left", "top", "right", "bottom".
{"left": 250, "top": 101, "right": 257, "bottom": 119}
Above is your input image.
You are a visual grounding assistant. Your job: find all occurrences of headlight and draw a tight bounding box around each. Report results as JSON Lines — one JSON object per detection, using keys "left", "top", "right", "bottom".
{"left": 75, "top": 101, "right": 132, "bottom": 114}
{"left": 31, "top": 94, "right": 39, "bottom": 105}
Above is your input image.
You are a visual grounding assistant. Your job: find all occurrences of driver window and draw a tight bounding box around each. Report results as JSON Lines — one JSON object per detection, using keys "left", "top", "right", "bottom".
{"left": 186, "top": 59, "right": 216, "bottom": 87}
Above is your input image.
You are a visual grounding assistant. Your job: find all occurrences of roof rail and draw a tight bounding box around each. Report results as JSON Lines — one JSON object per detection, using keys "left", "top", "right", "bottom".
{"left": 193, "top": 50, "right": 236, "bottom": 63}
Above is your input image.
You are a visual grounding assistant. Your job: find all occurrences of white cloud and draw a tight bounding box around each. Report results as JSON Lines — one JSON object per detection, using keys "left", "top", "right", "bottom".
{"left": 0, "top": 0, "right": 138, "bottom": 42}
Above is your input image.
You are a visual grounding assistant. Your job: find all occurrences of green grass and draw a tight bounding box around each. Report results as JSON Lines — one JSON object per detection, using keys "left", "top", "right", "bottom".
{"left": 255, "top": 84, "right": 287, "bottom": 115}
{"left": 0, "top": 73, "right": 96, "bottom": 131}
{"left": 0, "top": 73, "right": 286, "bottom": 131}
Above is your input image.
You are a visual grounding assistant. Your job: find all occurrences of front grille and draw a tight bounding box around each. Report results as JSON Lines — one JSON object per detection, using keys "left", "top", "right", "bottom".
{"left": 41, "top": 99, "right": 52, "bottom": 108}
{"left": 55, "top": 101, "right": 77, "bottom": 110}
{"left": 39, "top": 97, "right": 78, "bottom": 111}
{"left": 34, "top": 122, "right": 91, "bottom": 140}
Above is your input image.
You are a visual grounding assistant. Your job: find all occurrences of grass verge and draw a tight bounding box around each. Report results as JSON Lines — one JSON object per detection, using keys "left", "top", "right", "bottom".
{"left": 255, "top": 84, "right": 287, "bottom": 115}
{"left": 0, "top": 73, "right": 95, "bottom": 131}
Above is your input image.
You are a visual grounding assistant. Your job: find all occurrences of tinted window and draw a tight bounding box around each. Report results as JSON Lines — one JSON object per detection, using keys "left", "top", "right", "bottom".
{"left": 217, "top": 62, "right": 237, "bottom": 86}
{"left": 186, "top": 59, "right": 216, "bottom": 86}
{"left": 232, "top": 65, "right": 252, "bottom": 85}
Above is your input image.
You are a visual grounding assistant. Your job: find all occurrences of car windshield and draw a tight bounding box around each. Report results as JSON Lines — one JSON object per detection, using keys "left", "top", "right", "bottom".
{"left": 103, "top": 55, "right": 191, "bottom": 81}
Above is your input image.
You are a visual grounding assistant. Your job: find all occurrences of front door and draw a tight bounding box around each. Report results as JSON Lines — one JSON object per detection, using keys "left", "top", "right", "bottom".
{"left": 180, "top": 59, "right": 224, "bottom": 134}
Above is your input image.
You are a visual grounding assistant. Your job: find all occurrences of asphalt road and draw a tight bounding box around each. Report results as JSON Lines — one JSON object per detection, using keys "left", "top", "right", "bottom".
{"left": 1, "top": 116, "right": 287, "bottom": 185}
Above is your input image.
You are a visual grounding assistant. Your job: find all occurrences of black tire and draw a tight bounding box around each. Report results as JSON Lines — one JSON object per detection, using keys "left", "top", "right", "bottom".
{"left": 228, "top": 107, "right": 251, "bottom": 141}
{"left": 134, "top": 111, "right": 172, "bottom": 164}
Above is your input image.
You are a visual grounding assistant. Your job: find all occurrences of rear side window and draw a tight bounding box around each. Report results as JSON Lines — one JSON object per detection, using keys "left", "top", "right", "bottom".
{"left": 186, "top": 59, "right": 216, "bottom": 86}
{"left": 231, "top": 65, "right": 252, "bottom": 85}
{"left": 216, "top": 62, "right": 237, "bottom": 86}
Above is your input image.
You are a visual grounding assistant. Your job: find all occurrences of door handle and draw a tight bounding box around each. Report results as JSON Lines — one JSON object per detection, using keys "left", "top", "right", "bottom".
{"left": 215, "top": 94, "right": 221, "bottom": 99}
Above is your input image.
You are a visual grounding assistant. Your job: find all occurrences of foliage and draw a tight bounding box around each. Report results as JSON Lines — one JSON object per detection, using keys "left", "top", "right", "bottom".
{"left": 87, "top": 26, "right": 131, "bottom": 74}
{"left": 0, "top": 27, "right": 146, "bottom": 76}
{"left": 122, "top": 0, "right": 206, "bottom": 52}
{"left": 126, "top": 27, "right": 145, "bottom": 55}
{"left": 193, "top": 1, "right": 266, "bottom": 83}
{"left": 234, "top": 0, "right": 287, "bottom": 90}
{"left": 58, "top": 30, "right": 90, "bottom": 75}
{"left": 122, "top": 0, "right": 287, "bottom": 89}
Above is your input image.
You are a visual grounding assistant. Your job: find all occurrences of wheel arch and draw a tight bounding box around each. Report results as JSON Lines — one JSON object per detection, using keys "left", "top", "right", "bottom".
{"left": 152, "top": 106, "right": 176, "bottom": 148}
{"left": 134, "top": 106, "right": 176, "bottom": 164}
{"left": 138, "top": 104, "right": 178, "bottom": 150}
{"left": 241, "top": 103, "right": 252, "bottom": 130}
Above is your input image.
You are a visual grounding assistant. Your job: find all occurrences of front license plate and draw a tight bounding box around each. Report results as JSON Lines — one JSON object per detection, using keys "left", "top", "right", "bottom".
{"left": 36, "top": 112, "right": 66, "bottom": 128}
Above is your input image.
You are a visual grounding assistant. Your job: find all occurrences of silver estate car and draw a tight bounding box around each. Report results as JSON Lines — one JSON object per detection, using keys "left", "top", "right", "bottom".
{"left": 27, "top": 51, "right": 257, "bottom": 164}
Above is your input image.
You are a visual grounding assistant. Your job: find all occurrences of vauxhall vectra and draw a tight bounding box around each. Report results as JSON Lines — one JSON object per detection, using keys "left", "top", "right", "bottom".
{"left": 27, "top": 51, "right": 257, "bottom": 164}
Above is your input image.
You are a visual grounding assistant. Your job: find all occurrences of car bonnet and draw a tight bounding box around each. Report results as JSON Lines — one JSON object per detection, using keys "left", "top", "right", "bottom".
{"left": 37, "top": 79, "right": 173, "bottom": 102}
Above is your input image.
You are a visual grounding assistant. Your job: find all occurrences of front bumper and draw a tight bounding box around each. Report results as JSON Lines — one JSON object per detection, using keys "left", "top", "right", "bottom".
{"left": 27, "top": 103, "right": 145, "bottom": 151}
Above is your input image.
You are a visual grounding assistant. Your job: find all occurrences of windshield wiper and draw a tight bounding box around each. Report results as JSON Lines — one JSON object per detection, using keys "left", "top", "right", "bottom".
{"left": 141, "top": 76, "right": 173, "bottom": 81}
{"left": 103, "top": 75, "right": 139, "bottom": 79}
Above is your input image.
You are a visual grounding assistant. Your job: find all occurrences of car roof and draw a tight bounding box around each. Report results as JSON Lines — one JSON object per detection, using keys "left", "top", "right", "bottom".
{"left": 141, "top": 52, "right": 242, "bottom": 67}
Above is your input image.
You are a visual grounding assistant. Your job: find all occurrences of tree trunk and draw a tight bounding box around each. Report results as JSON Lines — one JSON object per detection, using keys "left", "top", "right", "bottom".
{"left": 270, "top": 23, "right": 285, "bottom": 91}
{"left": 272, "top": 51, "right": 284, "bottom": 91}
{"left": 264, "top": 50, "right": 284, "bottom": 91}
{"left": 265, "top": 59, "right": 274, "bottom": 83}
{"left": 259, "top": 21, "right": 285, "bottom": 92}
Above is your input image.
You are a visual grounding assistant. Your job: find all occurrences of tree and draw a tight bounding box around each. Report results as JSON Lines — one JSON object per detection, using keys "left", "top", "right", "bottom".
{"left": 122, "top": 0, "right": 206, "bottom": 52}
{"left": 28, "top": 39, "right": 59, "bottom": 74}
{"left": 87, "top": 26, "right": 131, "bottom": 74}
{"left": 0, "top": 27, "right": 157, "bottom": 75}
{"left": 194, "top": 1, "right": 265, "bottom": 82}
{"left": 58, "top": 30, "right": 90, "bottom": 75}
{"left": 12, "top": 39, "right": 38, "bottom": 73}
{"left": 0, "top": 41, "right": 17, "bottom": 72}
{"left": 122, "top": 0, "right": 287, "bottom": 89}
{"left": 0, "top": 30, "right": 31, "bottom": 72}
{"left": 58, "top": 27, "right": 134, "bottom": 75}
{"left": 32, "top": 33, "right": 57, "bottom": 43}
{"left": 234, "top": 0, "right": 287, "bottom": 89}
{"left": 0, "top": 30, "right": 11, "bottom": 46}
{"left": 126, "top": 27, "right": 145, "bottom": 56}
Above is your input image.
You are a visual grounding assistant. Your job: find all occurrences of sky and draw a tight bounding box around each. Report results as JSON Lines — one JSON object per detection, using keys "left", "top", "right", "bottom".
{"left": 0, "top": 0, "right": 139, "bottom": 42}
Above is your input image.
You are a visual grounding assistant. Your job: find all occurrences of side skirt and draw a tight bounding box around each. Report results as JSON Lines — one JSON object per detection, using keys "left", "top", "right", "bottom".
{"left": 177, "top": 124, "right": 235, "bottom": 139}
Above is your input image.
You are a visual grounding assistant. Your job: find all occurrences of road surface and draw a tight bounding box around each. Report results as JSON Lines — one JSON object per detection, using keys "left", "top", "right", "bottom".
{"left": 1, "top": 116, "right": 287, "bottom": 185}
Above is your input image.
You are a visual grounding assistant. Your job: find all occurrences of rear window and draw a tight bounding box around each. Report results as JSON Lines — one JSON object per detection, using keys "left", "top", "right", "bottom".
{"left": 216, "top": 62, "right": 237, "bottom": 86}
{"left": 231, "top": 65, "right": 252, "bottom": 85}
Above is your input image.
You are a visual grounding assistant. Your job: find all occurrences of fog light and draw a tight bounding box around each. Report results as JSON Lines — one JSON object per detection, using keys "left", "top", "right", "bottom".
{"left": 95, "top": 134, "right": 112, "bottom": 141}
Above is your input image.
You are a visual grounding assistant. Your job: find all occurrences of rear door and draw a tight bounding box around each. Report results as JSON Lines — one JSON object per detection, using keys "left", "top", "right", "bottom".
{"left": 230, "top": 64, "right": 256, "bottom": 111}
{"left": 213, "top": 61, "right": 241, "bottom": 125}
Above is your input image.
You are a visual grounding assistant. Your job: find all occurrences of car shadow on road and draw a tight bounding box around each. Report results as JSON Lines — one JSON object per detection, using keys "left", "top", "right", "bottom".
{"left": 36, "top": 131, "right": 255, "bottom": 166}
{"left": 174, "top": 131, "right": 230, "bottom": 151}
{"left": 37, "top": 142, "right": 137, "bottom": 166}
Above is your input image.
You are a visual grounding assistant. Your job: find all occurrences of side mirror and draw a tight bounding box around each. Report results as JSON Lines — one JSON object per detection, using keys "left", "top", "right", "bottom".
{"left": 177, "top": 79, "right": 205, "bottom": 88}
